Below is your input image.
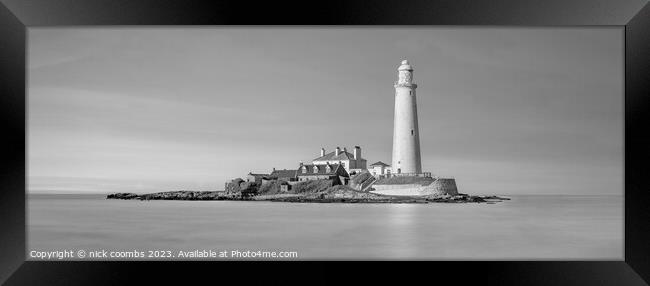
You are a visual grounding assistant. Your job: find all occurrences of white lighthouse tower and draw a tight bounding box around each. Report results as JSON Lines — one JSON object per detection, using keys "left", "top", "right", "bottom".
{"left": 391, "top": 60, "right": 422, "bottom": 174}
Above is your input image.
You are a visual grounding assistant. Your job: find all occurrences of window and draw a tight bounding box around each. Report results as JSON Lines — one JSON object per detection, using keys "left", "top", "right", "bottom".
{"left": 326, "top": 166, "right": 331, "bottom": 173}
{"left": 301, "top": 167, "right": 306, "bottom": 173}
{"left": 411, "top": 129, "right": 414, "bottom": 135}
{"left": 313, "top": 166, "right": 319, "bottom": 173}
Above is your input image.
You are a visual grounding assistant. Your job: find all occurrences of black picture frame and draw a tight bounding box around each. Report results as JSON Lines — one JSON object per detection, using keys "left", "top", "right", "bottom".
{"left": 1, "top": 0, "right": 649, "bottom": 285}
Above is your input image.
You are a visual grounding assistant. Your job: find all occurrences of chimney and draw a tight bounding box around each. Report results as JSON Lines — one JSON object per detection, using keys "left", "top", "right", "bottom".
{"left": 299, "top": 161, "right": 303, "bottom": 166}
{"left": 273, "top": 167, "right": 276, "bottom": 172}
{"left": 343, "top": 147, "right": 347, "bottom": 153}
{"left": 335, "top": 147, "right": 340, "bottom": 156}
{"left": 320, "top": 148, "right": 325, "bottom": 157}
{"left": 354, "top": 146, "right": 361, "bottom": 160}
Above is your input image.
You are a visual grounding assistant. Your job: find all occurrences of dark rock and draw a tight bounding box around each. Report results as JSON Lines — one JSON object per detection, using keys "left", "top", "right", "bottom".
{"left": 482, "top": 195, "right": 511, "bottom": 201}
{"left": 106, "top": 193, "right": 138, "bottom": 200}
{"left": 107, "top": 191, "right": 228, "bottom": 201}
{"left": 468, "top": 196, "right": 486, "bottom": 203}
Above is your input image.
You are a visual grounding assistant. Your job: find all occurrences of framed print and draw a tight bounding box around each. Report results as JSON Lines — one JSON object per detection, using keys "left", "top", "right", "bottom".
{"left": 1, "top": 0, "right": 649, "bottom": 285}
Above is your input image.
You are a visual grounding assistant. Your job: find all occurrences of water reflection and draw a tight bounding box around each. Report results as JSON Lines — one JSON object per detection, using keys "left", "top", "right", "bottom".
{"left": 384, "top": 204, "right": 418, "bottom": 258}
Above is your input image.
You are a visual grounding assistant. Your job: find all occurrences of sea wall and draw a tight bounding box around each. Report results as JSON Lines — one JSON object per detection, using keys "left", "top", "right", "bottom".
{"left": 372, "top": 184, "right": 423, "bottom": 190}
{"left": 370, "top": 178, "right": 458, "bottom": 196}
{"left": 422, "top": 178, "right": 458, "bottom": 195}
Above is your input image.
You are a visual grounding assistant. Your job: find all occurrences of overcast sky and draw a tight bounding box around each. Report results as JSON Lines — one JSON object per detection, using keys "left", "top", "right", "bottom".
{"left": 28, "top": 27, "right": 623, "bottom": 195}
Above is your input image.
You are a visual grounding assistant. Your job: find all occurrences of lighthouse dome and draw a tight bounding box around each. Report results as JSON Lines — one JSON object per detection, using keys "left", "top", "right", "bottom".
{"left": 398, "top": 59, "right": 413, "bottom": 71}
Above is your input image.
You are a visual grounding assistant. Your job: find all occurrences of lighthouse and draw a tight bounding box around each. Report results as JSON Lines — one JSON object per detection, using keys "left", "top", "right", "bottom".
{"left": 391, "top": 60, "right": 422, "bottom": 174}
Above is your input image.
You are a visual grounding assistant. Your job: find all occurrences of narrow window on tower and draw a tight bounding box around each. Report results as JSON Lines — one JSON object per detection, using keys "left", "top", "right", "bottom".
{"left": 411, "top": 129, "right": 414, "bottom": 136}
{"left": 409, "top": 90, "right": 412, "bottom": 95}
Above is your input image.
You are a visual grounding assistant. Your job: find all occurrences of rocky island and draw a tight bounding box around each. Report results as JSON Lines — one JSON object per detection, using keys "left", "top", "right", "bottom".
{"left": 107, "top": 176, "right": 509, "bottom": 204}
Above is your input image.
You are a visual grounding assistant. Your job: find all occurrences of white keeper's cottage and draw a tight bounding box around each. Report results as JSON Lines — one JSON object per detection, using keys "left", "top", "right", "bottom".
{"left": 312, "top": 146, "right": 367, "bottom": 174}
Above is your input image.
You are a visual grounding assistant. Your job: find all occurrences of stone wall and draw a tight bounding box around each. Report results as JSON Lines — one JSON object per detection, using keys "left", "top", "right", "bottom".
{"left": 370, "top": 178, "right": 458, "bottom": 196}
{"left": 371, "top": 184, "right": 423, "bottom": 190}
{"left": 422, "top": 178, "right": 458, "bottom": 195}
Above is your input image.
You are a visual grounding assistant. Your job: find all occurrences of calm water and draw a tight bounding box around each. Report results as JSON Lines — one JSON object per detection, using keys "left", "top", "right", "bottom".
{"left": 27, "top": 194, "right": 623, "bottom": 260}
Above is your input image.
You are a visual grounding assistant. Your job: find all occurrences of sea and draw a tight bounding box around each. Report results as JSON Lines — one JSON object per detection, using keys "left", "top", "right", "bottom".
{"left": 27, "top": 193, "right": 623, "bottom": 260}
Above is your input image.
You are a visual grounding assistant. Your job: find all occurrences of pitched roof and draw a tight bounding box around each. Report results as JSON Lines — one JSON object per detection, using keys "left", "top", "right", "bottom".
{"left": 268, "top": 169, "right": 297, "bottom": 179}
{"left": 313, "top": 150, "right": 356, "bottom": 161}
{"left": 369, "top": 161, "right": 390, "bottom": 167}
{"left": 297, "top": 163, "right": 342, "bottom": 176}
{"left": 247, "top": 173, "right": 269, "bottom": 177}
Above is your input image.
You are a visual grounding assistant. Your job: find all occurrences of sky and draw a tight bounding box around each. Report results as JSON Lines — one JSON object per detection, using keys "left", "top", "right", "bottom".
{"left": 27, "top": 27, "right": 623, "bottom": 195}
